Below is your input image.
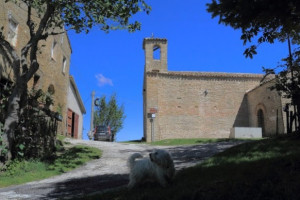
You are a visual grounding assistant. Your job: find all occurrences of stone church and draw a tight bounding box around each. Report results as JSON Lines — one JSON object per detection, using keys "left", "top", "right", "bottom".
{"left": 143, "top": 37, "right": 289, "bottom": 142}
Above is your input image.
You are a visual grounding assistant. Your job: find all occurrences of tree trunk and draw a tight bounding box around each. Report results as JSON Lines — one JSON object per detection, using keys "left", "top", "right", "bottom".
{"left": 296, "top": 101, "right": 300, "bottom": 133}
{"left": 1, "top": 78, "right": 27, "bottom": 161}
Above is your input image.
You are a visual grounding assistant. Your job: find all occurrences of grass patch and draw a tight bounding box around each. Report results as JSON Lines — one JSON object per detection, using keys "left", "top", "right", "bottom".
{"left": 0, "top": 144, "right": 102, "bottom": 188}
{"left": 84, "top": 135, "right": 300, "bottom": 200}
{"left": 121, "top": 140, "right": 146, "bottom": 144}
{"left": 57, "top": 134, "right": 66, "bottom": 142}
{"left": 46, "top": 145, "right": 102, "bottom": 173}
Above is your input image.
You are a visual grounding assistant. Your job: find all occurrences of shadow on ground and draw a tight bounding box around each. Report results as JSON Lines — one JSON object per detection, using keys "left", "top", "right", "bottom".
{"left": 121, "top": 141, "right": 243, "bottom": 170}
{"left": 167, "top": 142, "right": 243, "bottom": 169}
{"left": 43, "top": 141, "right": 243, "bottom": 199}
{"left": 42, "top": 174, "right": 128, "bottom": 199}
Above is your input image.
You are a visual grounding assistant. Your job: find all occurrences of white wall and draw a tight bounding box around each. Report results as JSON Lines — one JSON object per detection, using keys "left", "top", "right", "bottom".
{"left": 67, "top": 83, "right": 84, "bottom": 139}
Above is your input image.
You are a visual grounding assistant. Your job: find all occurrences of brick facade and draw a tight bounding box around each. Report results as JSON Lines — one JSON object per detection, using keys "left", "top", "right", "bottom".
{"left": 0, "top": 1, "right": 72, "bottom": 135}
{"left": 143, "top": 38, "right": 286, "bottom": 142}
{"left": 246, "top": 80, "right": 285, "bottom": 136}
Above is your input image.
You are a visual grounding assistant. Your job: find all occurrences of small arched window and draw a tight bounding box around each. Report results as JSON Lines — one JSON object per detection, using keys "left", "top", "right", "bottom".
{"left": 51, "top": 40, "right": 57, "bottom": 60}
{"left": 153, "top": 45, "right": 161, "bottom": 60}
{"left": 48, "top": 84, "right": 55, "bottom": 95}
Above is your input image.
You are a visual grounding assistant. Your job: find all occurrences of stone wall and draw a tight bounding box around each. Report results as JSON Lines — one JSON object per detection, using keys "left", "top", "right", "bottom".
{"left": 246, "top": 80, "right": 285, "bottom": 136}
{"left": 144, "top": 71, "right": 263, "bottom": 142}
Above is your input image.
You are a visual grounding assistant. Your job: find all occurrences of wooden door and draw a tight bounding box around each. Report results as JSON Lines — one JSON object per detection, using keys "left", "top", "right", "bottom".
{"left": 74, "top": 114, "right": 79, "bottom": 139}
{"left": 67, "top": 109, "right": 73, "bottom": 137}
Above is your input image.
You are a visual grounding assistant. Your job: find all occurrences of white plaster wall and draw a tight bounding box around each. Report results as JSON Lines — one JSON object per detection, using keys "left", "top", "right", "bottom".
{"left": 67, "top": 84, "right": 84, "bottom": 139}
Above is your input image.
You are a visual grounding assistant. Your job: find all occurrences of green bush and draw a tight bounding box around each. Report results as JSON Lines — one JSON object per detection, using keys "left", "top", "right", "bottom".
{"left": 0, "top": 145, "right": 102, "bottom": 187}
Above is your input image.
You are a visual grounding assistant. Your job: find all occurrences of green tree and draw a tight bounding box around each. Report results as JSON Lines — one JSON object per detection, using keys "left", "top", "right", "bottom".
{"left": 207, "top": 0, "right": 300, "bottom": 132}
{"left": 0, "top": 0, "right": 150, "bottom": 161}
{"left": 207, "top": 0, "right": 300, "bottom": 58}
{"left": 270, "top": 50, "right": 300, "bottom": 133}
{"left": 94, "top": 94, "right": 125, "bottom": 141}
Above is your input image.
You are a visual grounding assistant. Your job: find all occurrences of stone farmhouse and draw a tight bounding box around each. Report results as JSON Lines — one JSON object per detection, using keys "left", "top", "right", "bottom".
{"left": 143, "top": 37, "right": 292, "bottom": 142}
{"left": 0, "top": 1, "right": 85, "bottom": 138}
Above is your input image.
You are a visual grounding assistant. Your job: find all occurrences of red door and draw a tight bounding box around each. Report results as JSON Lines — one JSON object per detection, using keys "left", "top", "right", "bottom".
{"left": 67, "top": 109, "right": 73, "bottom": 137}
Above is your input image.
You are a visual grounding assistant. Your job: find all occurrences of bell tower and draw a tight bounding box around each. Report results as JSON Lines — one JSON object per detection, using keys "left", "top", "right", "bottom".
{"left": 143, "top": 37, "right": 168, "bottom": 72}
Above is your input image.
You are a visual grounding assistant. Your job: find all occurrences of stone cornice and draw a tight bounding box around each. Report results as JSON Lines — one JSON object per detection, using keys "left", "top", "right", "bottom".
{"left": 146, "top": 71, "right": 264, "bottom": 81}
{"left": 143, "top": 38, "right": 167, "bottom": 49}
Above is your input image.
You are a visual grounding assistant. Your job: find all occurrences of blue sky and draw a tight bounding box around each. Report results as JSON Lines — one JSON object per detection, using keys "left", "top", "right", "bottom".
{"left": 68, "top": 0, "right": 289, "bottom": 141}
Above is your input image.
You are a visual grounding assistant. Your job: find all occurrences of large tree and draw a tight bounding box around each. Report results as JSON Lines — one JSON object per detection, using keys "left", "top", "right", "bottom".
{"left": 94, "top": 94, "right": 125, "bottom": 141}
{"left": 207, "top": 0, "right": 300, "bottom": 57}
{"left": 0, "top": 0, "right": 150, "bottom": 161}
{"left": 207, "top": 0, "right": 300, "bottom": 132}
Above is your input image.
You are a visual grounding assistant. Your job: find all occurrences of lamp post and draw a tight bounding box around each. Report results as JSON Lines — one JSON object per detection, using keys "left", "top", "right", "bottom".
{"left": 148, "top": 113, "right": 156, "bottom": 142}
{"left": 88, "top": 91, "right": 95, "bottom": 140}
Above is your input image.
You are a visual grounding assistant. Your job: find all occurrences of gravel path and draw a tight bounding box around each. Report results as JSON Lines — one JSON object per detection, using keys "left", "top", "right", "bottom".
{"left": 0, "top": 139, "right": 244, "bottom": 200}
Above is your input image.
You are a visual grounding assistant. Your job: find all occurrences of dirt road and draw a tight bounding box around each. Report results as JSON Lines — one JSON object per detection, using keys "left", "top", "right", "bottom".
{"left": 0, "top": 139, "right": 244, "bottom": 199}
